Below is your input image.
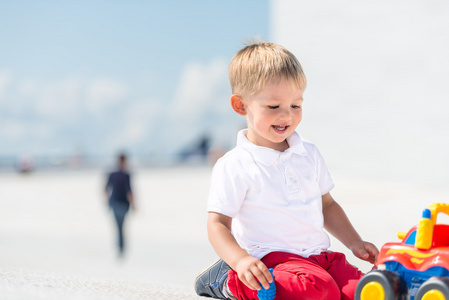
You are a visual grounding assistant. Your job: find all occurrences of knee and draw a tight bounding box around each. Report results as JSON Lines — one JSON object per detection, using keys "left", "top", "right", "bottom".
{"left": 307, "top": 276, "right": 340, "bottom": 300}
{"left": 277, "top": 275, "right": 340, "bottom": 300}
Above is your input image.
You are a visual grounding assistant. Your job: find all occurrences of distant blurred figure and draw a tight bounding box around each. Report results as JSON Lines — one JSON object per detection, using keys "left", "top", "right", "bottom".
{"left": 17, "top": 154, "right": 34, "bottom": 174}
{"left": 179, "top": 135, "right": 211, "bottom": 163}
{"left": 105, "top": 153, "right": 135, "bottom": 257}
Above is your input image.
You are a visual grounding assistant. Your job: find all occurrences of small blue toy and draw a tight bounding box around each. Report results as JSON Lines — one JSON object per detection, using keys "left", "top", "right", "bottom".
{"left": 257, "top": 268, "right": 276, "bottom": 300}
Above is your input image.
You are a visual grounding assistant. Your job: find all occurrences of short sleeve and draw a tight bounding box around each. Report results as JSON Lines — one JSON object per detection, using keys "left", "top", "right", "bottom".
{"left": 313, "top": 147, "right": 335, "bottom": 195}
{"left": 207, "top": 154, "right": 247, "bottom": 218}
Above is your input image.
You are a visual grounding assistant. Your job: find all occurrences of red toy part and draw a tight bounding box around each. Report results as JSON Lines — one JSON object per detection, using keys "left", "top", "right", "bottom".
{"left": 377, "top": 243, "right": 449, "bottom": 273}
{"left": 376, "top": 224, "right": 449, "bottom": 272}
{"left": 355, "top": 203, "right": 449, "bottom": 300}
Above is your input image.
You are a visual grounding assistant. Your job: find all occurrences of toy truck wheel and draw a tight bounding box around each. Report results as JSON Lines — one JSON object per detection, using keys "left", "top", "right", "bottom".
{"left": 415, "top": 277, "right": 449, "bottom": 300}
{"left": 355, "top": 270, "right": 408, "bottom": 300}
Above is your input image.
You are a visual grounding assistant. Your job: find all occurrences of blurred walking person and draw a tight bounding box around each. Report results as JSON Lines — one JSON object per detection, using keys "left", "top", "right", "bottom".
{"left": 105, "top": 153, "right": 135, "bottom": 257}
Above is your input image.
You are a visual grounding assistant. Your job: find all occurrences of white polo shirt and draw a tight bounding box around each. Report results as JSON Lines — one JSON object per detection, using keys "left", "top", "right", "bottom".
{"left": 207, "top": 129, "right": 335, "bottom": 259}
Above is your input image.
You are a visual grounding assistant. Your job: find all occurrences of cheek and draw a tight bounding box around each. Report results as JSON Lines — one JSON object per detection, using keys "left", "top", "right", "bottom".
{"left": 259, "top": 112, "right": 278, "bottom": 127}
{"left": 251, "top": 109, "right": 273, "bottom": 121}
{"left": 262, "top": 110, "right": 279, "bottom": 120}
{"left": 252, "top": 114, "right": 272, "bottom": 132}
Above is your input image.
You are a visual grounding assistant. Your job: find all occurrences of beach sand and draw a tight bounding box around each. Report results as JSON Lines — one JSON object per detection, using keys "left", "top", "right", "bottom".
{"left": 0, "top": 166, "right": 447, "bottom": 299}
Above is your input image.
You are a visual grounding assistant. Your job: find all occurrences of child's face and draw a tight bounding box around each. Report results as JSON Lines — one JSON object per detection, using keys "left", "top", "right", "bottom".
{"left": 241, "top": 78, "right": 304, "bottom": 151}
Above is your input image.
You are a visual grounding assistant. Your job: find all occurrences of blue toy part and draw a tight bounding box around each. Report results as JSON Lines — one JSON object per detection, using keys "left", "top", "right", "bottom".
{"left": 422, "top": 208, "right": 431, "bottom": 219}
{"left": 257, "top": 268, "right": 276, "bottom": 300}
{"left": 384, "top": 261, "right": 449, "bottom": 299}
{"left": 404, "top": 229, "right": 417, "bottom": 245}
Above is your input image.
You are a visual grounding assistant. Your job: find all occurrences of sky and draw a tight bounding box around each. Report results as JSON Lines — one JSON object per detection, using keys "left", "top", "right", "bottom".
{"left": 3, "top": 0, "right": 449, "bottom": 186}
{"left": 0, "top": 1, "right": 269, "bottom": 163}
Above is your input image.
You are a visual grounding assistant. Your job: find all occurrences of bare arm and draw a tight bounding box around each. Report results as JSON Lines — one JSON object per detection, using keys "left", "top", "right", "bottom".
{"left": 207, "top": 212, "right": 272, "bottom": 290}
{"left": 322, "top": 192, "right": 378, "bottom": 264}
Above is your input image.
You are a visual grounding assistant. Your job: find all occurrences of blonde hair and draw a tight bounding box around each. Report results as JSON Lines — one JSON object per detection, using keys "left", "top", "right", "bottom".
{"left": 228, "top": 40, "right": 307, "bottom": 96}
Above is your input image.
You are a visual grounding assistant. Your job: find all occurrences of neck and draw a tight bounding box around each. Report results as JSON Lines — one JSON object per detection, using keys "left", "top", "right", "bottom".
{"left": 277, "top": 139, "right": 289, "bottom": 152}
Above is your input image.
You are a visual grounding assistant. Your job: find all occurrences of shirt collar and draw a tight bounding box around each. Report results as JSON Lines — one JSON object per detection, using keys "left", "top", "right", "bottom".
{"left": 236, "top": 129, "right": 307, "bottom": 166}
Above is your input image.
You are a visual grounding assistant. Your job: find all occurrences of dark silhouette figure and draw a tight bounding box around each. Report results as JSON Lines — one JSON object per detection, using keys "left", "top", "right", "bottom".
{"left": 105, "top": 154, "right": 135, "bottom": 257}
{"left": 179, "top": 135, "right": 211, "bottom": 162}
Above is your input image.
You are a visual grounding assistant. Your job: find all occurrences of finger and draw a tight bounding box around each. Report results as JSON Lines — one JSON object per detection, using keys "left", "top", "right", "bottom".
{"left": 262, "top": 267, "right": 273, "bottom": 283}
{"left": 353, "top": 247, "right": 367, "bottom": 260}
{"left": 361, "top": 249, "right": 376, "bottom": 262}
{"left": 258, "top": 267, "right": 273, "bottom": 290}
{"left": 254, "top": 270, "right": 270, "bottom": 290}
{"left": 364, "top": 253, "right": 375, "bottom": 263}
{"left": 366, "top": 244, "right": 379, "bottom": 263}
{"left": 242, "top": 273, "right": 262, "bottom": 291}
{"left": 253, "top": 263, "right": 274, "bottom": 289}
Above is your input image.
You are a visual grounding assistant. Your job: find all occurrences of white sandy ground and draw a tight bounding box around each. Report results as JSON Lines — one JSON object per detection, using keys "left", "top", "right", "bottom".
{"left": 1, "top": 166, "right": 448, "bottom": 299}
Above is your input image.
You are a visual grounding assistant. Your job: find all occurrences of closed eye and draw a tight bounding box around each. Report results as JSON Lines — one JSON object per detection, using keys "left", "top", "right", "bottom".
{"left": 268, "top": 105, "right": 279, "bottom": 109}
{"left": 291, "top": 105, "right": 301, "bottom": 109}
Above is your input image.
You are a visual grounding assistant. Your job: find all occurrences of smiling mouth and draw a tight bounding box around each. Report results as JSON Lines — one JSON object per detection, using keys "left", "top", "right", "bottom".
{"left": 273, "top": 125, "right": 289, "bottom": 132}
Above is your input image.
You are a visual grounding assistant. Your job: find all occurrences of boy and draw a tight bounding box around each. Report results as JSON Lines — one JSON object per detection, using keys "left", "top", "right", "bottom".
{"left": 195, "top": 41, "right": 378, "bottom": 300}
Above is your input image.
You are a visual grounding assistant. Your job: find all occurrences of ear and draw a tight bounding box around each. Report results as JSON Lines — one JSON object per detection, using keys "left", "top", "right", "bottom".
{"left": 230, "top": 95, "right": 246, "bottom": 116}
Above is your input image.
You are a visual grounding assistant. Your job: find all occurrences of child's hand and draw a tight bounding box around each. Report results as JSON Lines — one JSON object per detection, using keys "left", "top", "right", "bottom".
{"left": 235, "top": 256, "right": 273, "bottom": 291}
{"left": 351, "top": 240, "right": 379, "bottom": 264}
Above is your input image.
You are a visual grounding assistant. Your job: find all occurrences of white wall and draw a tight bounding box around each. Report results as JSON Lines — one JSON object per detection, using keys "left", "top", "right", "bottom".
{"left": 271, "top": 1, "right": 449, "bottom": 186}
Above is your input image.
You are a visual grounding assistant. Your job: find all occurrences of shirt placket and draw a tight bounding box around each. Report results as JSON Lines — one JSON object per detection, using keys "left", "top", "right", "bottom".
{"left": 280, "top": 153, "right": 301, "bottom": 195}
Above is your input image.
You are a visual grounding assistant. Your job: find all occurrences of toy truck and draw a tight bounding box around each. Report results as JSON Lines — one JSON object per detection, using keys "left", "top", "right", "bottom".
{"left": 355, "top": 203, "right": 449, "bottom": 300}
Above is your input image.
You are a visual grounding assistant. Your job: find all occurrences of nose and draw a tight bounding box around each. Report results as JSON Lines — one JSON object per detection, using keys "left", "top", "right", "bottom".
{"left": 279, "top": 107, "right": 292, "bottom": 122}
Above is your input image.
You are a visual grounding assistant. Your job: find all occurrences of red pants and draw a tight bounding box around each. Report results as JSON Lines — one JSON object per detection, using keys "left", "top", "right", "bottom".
{"left": 227, "top": 251, "right": 364, "bottom": 300}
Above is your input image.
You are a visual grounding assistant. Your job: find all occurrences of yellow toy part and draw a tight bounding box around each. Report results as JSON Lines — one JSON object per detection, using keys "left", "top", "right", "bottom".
{"left": 360, "top": 281, "right": 385, "bottom": 300}
{"left": 397, "top": 232, "right": 407, "bottom": 240}
{"left": 415, "top": 203, "right": 449, "bottom": 250}
{"left": 420, "top": 289, "right": 445, "bottom": 300}
{"left": 427, "top": 203, "right": 449, "bottom": 225}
